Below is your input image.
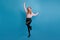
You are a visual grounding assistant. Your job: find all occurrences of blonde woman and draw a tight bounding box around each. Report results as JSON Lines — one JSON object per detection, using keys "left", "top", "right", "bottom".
{"left": 24, "top": 2, "right": 39, "bottom": 37}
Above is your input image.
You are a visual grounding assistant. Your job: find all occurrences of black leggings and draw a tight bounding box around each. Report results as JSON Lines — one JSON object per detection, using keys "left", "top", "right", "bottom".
{"left": 26, "top": 18, "right": 32, "bottom": 36}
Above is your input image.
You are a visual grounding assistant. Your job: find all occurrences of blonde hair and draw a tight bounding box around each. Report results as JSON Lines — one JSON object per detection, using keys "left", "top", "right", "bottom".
{"left": 27, "top": 7, "right": 32, "bottom": 14}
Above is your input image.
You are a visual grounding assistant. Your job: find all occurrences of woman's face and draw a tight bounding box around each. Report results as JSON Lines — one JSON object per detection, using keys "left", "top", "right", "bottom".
{"left": 27, "top": 7, "right": 32, "bottom": 12}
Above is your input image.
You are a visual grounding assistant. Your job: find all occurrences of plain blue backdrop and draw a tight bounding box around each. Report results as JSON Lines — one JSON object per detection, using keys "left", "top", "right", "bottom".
{"left": 0, "top": 0, "right": 60, "bottom": 40}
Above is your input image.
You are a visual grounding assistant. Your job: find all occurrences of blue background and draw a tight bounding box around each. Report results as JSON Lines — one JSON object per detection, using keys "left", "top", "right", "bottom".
{"left": 0, "top": 0, "right": 60, "bottom": 40}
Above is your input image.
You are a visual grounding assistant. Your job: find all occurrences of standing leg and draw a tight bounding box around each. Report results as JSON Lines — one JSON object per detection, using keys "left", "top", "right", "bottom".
{"left": 26, "top": 19, "right": 32, "bottom": 38}
{"left": 26, "top": 24, "right": 31, "bottom": 37}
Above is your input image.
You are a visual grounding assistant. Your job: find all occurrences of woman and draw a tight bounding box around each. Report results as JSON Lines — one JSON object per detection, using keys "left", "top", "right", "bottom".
{"left": 24, "top": 2, "right": 39, "bottom": 37}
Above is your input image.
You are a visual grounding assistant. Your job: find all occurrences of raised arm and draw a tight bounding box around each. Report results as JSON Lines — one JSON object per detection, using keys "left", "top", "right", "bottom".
{"left": 24, "top": 2, "right": 27, "bottom": 13}
{"left": 32, "top": 12, "right": 39, "bottom": 16}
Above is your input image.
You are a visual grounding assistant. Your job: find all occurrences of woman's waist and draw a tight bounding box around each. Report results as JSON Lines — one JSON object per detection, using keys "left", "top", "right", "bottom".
{"left": 26, "top": 18, "right": 32, "bottom": 20}
{"left": 26, "top": 18, "right": 31, "bottom": 19}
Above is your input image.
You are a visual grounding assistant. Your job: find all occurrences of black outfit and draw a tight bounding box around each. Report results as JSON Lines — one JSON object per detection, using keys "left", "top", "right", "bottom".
{"left": 26, "top": 18, "right": 32, "bottom": 37}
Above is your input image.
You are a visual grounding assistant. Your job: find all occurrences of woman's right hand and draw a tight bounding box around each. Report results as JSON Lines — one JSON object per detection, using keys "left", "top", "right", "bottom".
{"left": 24, "top": 2, "right": 27, "bottom": 13}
